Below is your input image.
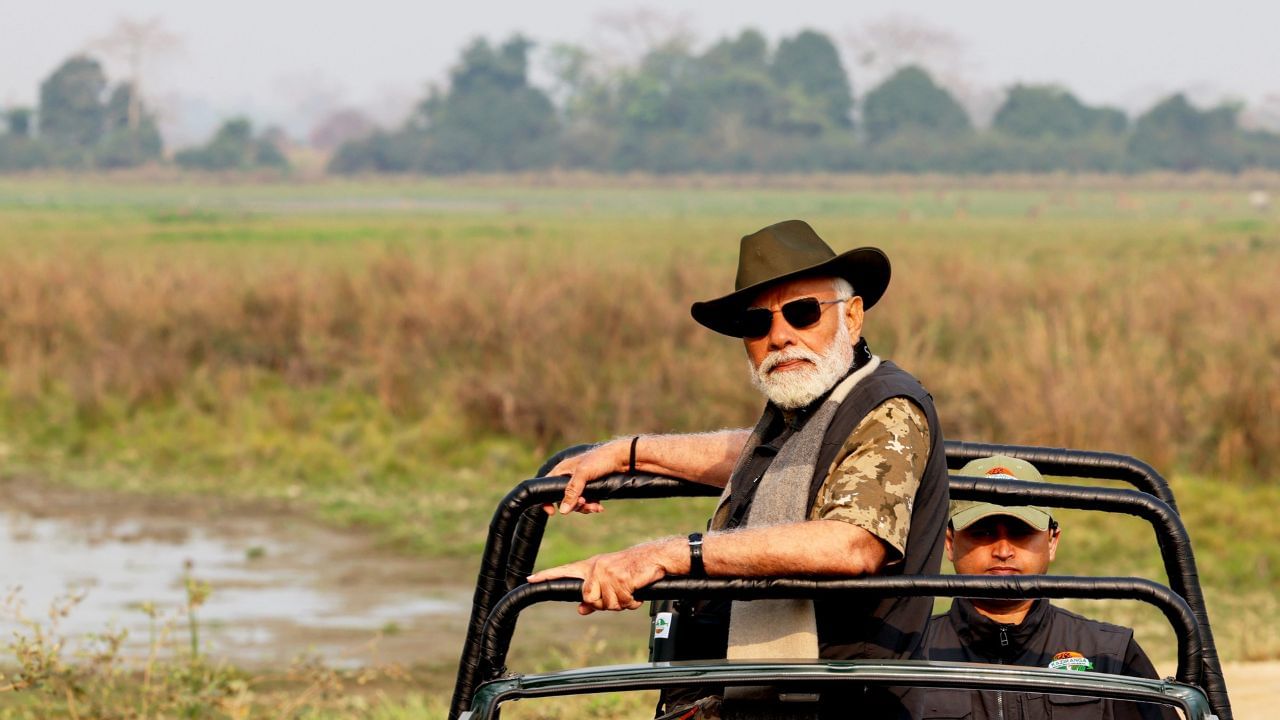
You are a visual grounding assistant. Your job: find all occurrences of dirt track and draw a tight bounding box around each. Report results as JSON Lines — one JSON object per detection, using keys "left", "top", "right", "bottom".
{"left": 1152, "top": 660, "right": 1278, "bottom": 718}
{"left": 1219, "top": 662, "right": 1279, "bottom": 719}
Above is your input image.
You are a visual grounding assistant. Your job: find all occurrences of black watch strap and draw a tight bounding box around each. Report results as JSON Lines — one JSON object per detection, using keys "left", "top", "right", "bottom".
{"left": 687, "top": 532, "right": 706, "bottom": 577}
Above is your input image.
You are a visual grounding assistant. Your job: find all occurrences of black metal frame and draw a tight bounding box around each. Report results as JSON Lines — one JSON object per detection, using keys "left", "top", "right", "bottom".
{"left": 448, "top": 442, "right": 1232, "bottom": 720}
{"left": 478, "top": 576, "right": 1202, "bottom": 685}
{"left": 943, "top": 440, "right": 1180, "bottom": 510}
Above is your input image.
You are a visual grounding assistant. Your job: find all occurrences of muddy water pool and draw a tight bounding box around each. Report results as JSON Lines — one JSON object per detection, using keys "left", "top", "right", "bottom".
{"left": 0, "top": 479, "right": 478, "bottom": 668}
{"left": 0, "top": 477, "right": 649, "bottom": 673}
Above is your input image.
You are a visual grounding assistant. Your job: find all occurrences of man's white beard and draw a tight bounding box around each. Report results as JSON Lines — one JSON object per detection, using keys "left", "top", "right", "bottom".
{"left": 748, "top": 318, "right": 855, "bottom": 410}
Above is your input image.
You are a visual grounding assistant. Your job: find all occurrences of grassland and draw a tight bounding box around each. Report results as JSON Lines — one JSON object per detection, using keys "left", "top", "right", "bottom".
{"left": 0, "top": 173, "right": 1277, "bottom": 716}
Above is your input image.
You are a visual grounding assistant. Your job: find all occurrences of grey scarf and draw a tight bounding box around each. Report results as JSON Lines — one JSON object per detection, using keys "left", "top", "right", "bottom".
{"left": 715, "top": 356, "right": 881, "bottom": 659}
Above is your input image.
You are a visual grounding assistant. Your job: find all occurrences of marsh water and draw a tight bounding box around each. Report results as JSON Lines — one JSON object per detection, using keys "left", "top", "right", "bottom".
{"left": 0, "top": 476, "right": 646, "bottom": 674}
{"left": 0, "top": 478, "right": 477, "bottom": 668}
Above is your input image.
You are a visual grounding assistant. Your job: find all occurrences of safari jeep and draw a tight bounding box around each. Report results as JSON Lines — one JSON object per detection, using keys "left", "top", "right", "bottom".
{"left": 448, "top": 441, "right": 1232, "bottom": 720}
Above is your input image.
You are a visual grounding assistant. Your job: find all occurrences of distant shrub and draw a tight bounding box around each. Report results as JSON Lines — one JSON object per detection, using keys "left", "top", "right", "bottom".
{"left": 175, "top": 117, "right": 289, "bottom": 171}
{"left": 328, "top": 129, "right": 424, "bottom": 173}
{"left": 0, "top": 135, "right": 54, "bottom": 170}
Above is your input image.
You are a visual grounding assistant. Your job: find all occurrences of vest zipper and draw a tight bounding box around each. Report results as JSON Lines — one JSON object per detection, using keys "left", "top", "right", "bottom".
{"left": 996, "top": 657, "right": 1005, "bottom": 720}
{"left": 997, "top": 625, "right": 1010, "bottom": 720}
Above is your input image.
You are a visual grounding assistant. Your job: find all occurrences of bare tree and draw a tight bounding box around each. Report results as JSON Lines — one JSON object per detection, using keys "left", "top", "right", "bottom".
{"left": 309, "top": 108, "right": 376, "bottom": 151}
{"left": 845, "top": 14, "right": 967, "bottom": 87}
{"left": 271, "top": 70, "right": 350, "bottom": 141}
{"left": 92, "top": 17, "right": 182, "bottom": 131}
{"left": 845, "top": 14, "right": 1000, "bottom": 126}
{"left": 587, "top": 7, "right": 697, "bottom": 70}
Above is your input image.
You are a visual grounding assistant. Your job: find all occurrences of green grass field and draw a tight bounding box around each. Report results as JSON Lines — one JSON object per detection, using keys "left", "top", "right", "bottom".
{"left": 0, "top": 173, "right": 1276, "bottom": 717}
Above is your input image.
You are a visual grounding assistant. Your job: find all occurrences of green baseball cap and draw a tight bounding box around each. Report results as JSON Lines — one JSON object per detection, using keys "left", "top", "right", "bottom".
{"left": 950, "top": 455, "right": 1055, "bottom": 532}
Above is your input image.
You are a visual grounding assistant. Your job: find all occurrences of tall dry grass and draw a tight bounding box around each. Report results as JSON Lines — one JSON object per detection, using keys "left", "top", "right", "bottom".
{"left": 0, "top": 230, "right": 1275, "bottom": 481}
{"left": 882, "top": 237, "right": 1280, "bottom": 478}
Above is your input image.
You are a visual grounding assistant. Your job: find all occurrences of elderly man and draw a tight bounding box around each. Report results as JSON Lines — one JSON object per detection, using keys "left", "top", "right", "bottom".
{"left": 921, "top": 455, "right": 1170, "bottom": 720}
{"left": 529, "top": 219, "right": 949, "bottom": 683}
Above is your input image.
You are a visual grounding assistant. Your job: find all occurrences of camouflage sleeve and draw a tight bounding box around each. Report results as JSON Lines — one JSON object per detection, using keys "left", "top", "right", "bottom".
{"left": 809, "top": 397, "right": 931, "bottom": 563}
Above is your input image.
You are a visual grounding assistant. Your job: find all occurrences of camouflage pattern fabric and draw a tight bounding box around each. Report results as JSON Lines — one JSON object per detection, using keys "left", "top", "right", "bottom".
{"left": 809, "top": 397, "right": 930, "bottom": 562}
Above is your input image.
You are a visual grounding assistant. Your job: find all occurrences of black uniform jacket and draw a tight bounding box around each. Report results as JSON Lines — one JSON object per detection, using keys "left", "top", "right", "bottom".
{"left": 918, "top": 598, "right": 1174, "bottom": 720}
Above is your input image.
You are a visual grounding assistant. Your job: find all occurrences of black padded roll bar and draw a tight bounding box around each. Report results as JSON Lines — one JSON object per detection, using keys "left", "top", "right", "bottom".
{"left": 944, "top": 440, "right": 1178, "bottom": 511}
{"left": 472, "top": 576, "right": 1202, "bottom": 700}
{"left": 538, "top": 440, "right": 1182, "bottom": 521}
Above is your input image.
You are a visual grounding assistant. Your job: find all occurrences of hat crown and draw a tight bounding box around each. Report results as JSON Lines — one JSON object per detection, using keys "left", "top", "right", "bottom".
{"left": 958, "top": 454, "right": 1044, "bottom": 483}
{"left": 736, "top": 220, "right": 837, "bottom": 292}
{"left": 689, "top": 218, "right": 890, "bottom": 337}
{"left": 950, "top": 455, "right": 1054, "bottom": 531}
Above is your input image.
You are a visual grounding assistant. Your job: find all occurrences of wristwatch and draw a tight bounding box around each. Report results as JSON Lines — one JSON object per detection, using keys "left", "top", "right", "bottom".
{"left": 687, "top": 532, "right": 706, "bottom": 577}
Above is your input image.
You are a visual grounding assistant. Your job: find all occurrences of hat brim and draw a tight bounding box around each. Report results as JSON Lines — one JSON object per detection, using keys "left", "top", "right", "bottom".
{"left": 950, "top": 505, "right": 1054, "bottom": 532}
{"left": 690, "top": 247, "right": 891, "bottom": 337}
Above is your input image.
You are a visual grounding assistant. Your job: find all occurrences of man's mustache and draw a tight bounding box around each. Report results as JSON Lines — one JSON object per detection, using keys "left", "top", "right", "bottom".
{"left": 758, "top": 347, "right": 822, "bottom": 375}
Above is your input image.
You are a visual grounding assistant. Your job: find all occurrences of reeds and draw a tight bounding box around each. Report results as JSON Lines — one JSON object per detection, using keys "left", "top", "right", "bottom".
{"left": 0, "top": 226, "right": 1275, "bottom": 481}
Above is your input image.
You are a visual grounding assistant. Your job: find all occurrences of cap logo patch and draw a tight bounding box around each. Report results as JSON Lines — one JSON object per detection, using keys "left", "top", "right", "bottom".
{"left": 986, "top": 466, "right": 1014, "bottom": 476}
{"left": 1048, "top": 651, "right": 1094, "bottom": 672}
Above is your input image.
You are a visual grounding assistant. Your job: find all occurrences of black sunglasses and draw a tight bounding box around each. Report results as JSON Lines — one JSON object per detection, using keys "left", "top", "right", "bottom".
{"left": 737, "top": 297, "right": 846, "bottom": 339}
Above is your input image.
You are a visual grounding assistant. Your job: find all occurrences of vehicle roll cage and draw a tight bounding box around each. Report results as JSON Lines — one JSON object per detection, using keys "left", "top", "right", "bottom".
{"left": 449, "top": 441, "right": 1232, "bottom": 720}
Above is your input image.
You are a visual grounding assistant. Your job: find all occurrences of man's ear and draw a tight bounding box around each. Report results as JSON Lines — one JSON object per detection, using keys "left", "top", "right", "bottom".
{"left": 845, "top": 295, "right": 864, "bottom": 339}
{"left": 944, "top": 527, "right": 955, "bottom": 563}
{"left": 1047, "top": 528, "right": 1060, "bottom": 564}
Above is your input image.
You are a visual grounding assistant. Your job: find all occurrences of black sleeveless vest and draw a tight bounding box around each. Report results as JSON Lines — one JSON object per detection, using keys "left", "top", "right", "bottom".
{"left": 806, "top": 360, "right": 949, "bottom": 661}
{"left": 723, "top": 360, "right": 949, "bottom": 660}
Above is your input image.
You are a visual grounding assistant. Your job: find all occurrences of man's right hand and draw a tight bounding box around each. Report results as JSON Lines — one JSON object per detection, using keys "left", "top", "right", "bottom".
{"left": 543, "top": 439, "right": 628, "bottom": 515}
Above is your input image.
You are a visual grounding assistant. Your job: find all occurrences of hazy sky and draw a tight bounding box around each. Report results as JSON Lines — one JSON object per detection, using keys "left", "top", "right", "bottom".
{"left": 5, "top": 1, "right": 1278, "bottom": 145}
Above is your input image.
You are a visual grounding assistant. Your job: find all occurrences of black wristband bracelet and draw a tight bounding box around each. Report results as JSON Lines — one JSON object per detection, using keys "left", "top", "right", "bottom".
{"left": 687, "top": 532, "right": 706, "bottom": 577}
{"left": 627, "top": 435, "right": 639, "bottom": 474}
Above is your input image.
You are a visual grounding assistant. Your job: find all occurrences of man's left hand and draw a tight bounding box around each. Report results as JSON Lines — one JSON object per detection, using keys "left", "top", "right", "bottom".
{"left": 527, "top": 540, "right": 679, "bottom": 615}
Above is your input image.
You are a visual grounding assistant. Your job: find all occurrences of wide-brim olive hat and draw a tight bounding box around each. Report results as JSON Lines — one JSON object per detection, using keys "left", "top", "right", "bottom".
{"left": 950, "top": 455, "right": 1055, "bottom": 532}
{"left": 691, "top": 219, "right": 891, "bottom": 338}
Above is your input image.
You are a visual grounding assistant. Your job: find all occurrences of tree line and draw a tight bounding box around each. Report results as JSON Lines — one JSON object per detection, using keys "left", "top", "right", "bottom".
{"left": 0, "top": 55, "right": 287, "bottom": 171}
{"left": 5, "top": 29, "right": 1280, "bottom": 174}
{"left": 331, "top": 30, "right": 1280, "bottom": 175}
